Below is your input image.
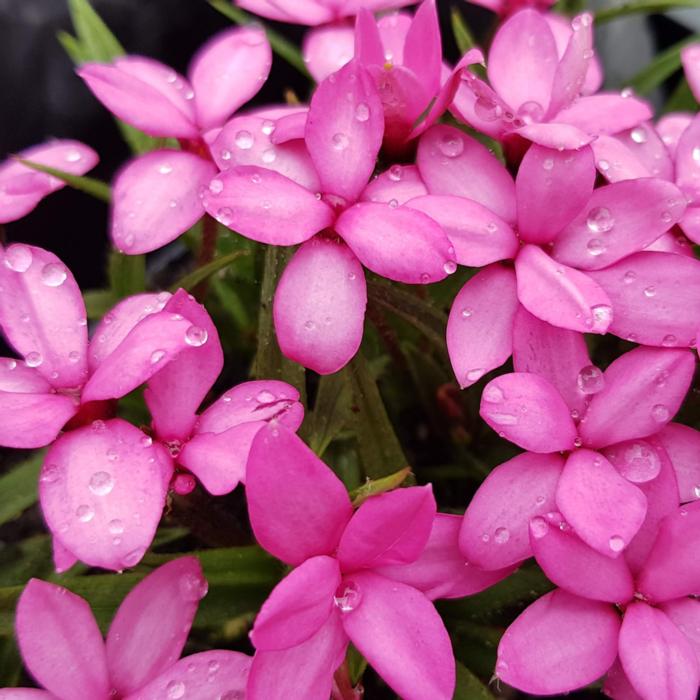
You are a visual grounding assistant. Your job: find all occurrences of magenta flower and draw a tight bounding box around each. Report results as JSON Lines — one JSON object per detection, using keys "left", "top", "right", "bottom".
{"left": 495, "top": 502, "right": 700, "bottom": 699}
{"left": 2, "top": 557, "right": 251, "bottom": 699}
{"left": 78, "top": 26, "right": 272, "bottom": 253}
{"left": 243, "top": 423, "right": 511, "bottom": 700}
{"left": 451, "top": 9, "right": 651, "bottom": 149}
{"left": 203, "top": 59, "right": 457, "bottom": 374}
{"left": 463, "top": 0, "right": 555, "bottom": 18}
{"left": 460, "top": 341, "right": 695, "bottom": 571}
{"left": 0, "top": 140, "right": 98, "bottom": 223}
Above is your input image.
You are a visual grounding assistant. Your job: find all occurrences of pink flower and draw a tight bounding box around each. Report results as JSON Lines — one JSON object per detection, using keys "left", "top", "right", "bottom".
{"left": 451, "top": 9, "right": 650, "bottom": 150}
{"left": 495, "top": 502, "right": 700, "bottom": 699}
{"left": 2, "top": 557, "right": 251, "bottom": 699}
{"left": 460, "top": 341, "right": 695, "bottom": 571}
{"left": 0, "top": 140, "right": 98, "bottom": 223}
{"left": 77, "top": 26, "right": 272, "bottom": 254}
{"left": 463, "top": 0, "right": 555, "bottom": 18}
{"left": 243, "top": 423, "right": 511, "bottom": 700}
{"left": 203, "top": 59, "right": 457, "bottom": 374}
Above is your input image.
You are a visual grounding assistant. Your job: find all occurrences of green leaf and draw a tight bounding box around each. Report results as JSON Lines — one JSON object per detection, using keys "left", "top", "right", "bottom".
{"left": 665, "top": 77, "right": 697, "bottom": 112}
{"left": 0, "top": 452, "right": 44, "bottom": 527}
{"left": 451, "top": 7, "right": 477, "bottom": 54}
{"left": 83, "top": 289, "right": 118, "bottom": 320}
{"left": 303, "top": 370, "right": 353, "bottom": 456}
{"left": 596, "top": 0, "right": 700, "bottom": 23}
{"left": 0, "top": 636, "right": 21, "bottom": 686}
{"left": 108, "top": 250, "right": 146, "bottom": 298}
{"left": 208, "top": 0, "right": 311, "bottom": 78}
{"left": 57, "top": 29, "right": 87, "bottom": 63}
{"left": 350, "top": 467, "right": 412, "bottom": 506}
{"left": 253, "top": 246, "right": 306, "bottom": 401}
{"left": 629, "top": 35, "right": 700, "bottom": 94}
{"left": 454, "top": 662, "right": 496, "bottom": 700}
{"left": 348, "top": 352, "right": 408, "bottom": 478}
{"left": 16, "top": 158, "right": 110, "bottom": 202}
{"left": 170, "top": 250, "right": 250, "bottom": 293}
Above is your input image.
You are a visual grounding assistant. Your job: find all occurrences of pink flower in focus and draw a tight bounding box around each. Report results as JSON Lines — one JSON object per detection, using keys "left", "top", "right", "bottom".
{"left": 203, "top": 59, "right": 457, "bottom": 374}
{"left": 1, "top": 557, "right": 251, "bottom": 699}
{"left": 77, "top": 26, "right": 272, "bottom": 254}
{"left": 0, "top": 140, "right": 98, "bottom": 223}
{"left": 244, "top": 423, "right": 512, "bottom": 700}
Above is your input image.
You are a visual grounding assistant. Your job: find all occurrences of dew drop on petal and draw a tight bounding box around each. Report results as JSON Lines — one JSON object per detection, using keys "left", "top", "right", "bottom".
{"left": 256, "top": 390, "right": 276, "bottom": 403}
{"left": 216, "top": 207, "right": 234, "bottom": 226}
{"left": 65, "top": 149, "right": 82, "bottom": 163}
{"left": 332, "top": 132, "right": 349, "bottom": 150}
{"left": 651, "top": 404, "right": 669, "bottom": 422}
{"left": 158, "top": 164, "right": 173, "bottom": 175}
{"left": 4, "top": 244, "right": 33, "bottom": 272}
{"left": 608, "top": 535, "right": 625, "bottom": 552}
{"left": 530, "top": 516, "right": 549, "bottom": 539}
{"left": 623, "top": 270, "right": 637, "bottom": 284}
{"left": 598, "top": 159, "right": 610, "bottom": 171}
{"left": 150, "top": 350, "right": 166, "bottom": 364}
{"left": 586, "top": 238, "right": 607, "bottom": 256}
{"left": 234, "top": 130, "right": 254, "bottom": 149}
{"left": 661, "top": 334, "right": 677, "bottom": 347}
{"left": 494, "top": 527, "right": 510, "bottom": 544}
{"left": 388, "top": 164, "right": 403, "bottom": 182}
{"left": 140, "top": 435, "right": 153, "bottom": 447}
{"left": 89, "top": 471, "right": 114, "bottom": 496}
{"left": 166, "top": 681, "right": 186, "bottom": 700}
{"left": 693, "top": 146, "right": 700, "bottom": 163}
{"left": 542, "top": 158, "right": 554, "bottom": 171}
{"left": 488, "top": 412, "right": 518, "bottom": 426}
{"left": 618, "top": 441, "right": 661, "bottom": 483}
{"left": 630, "top": 127, "right": 647, "bottom": 144}
{"left": 483, "top": 385, "right": 504, "bottom": 403}
{"left": 25, "top": 352, "right": 43, "bottom": 368}
{"left": 355, "top": 102, "right": 370, "bottom": 122}
{"left": 106, "top": 448, "right": 119, "bottom": 462}
{"left": 41, "top": 263, "right": 67, "bottom": 287}
{"left": 576, "top": 365, "right": 605, "bottom": 394}
{"left": 220, "top": 149, "right": 231, "bottom": 161}
{"left": 443, "top": 260, "right": 457, "bottom": 274}
{"left": 180, "top": 571, "right": 209, "bottom": 602}
{"left": 586, "top": 206, "right": 614, "bottom": 233}
{"left": 209, "top": 178, "right": 224, "bottom": 195}
{"left": 108, "top": 519, "right": 124, "bottom": 535}
{"left": 461, "top": 307, "right": 473, "bottom": 319}
{"left": 643, "top": 286, "right": 656, "bottom": 298}
{"left": 76, "top": 504, "right": 94, "bottom": 523}
{"left": 261, "top": 119, "right": 276, "bottom": 136}
{"left": 438, "top": 134, "right": 464, "bottom": 158}
{"left": 473, "top": 96, "right": 502, "bottom": 122}
{"left": 184, "top": 325, "right": 208, "bottom": 347}
{"left": 334, "top": 581, "right": 361, "bottom": 612}
{"left": 465, "top": 368, "right": 484, "bottom": 383}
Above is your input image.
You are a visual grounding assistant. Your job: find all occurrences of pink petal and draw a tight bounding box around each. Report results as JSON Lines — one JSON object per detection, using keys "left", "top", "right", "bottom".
{"left": 646, "top": 229, "right": 697, "bottom": 257}
{"left": 0, "top": 390, "right": 76, "bottom": 449}
{"left": 247, "top": 613, "right": 348, "bottom": 700}
{"left": 674, "top": 114, "right": 700, "bottom": 203}
{"left": 614, "top": 123, "right": 674, "bottom": 180}
{"left": 341, "top": 571, "right": 455, "bottom": 700}
{"left": 251, "top": 556, "right": 341, "bottom": 651}
{"left": 306, "top": 59, "right": 383, "bottom": 201}
{"left": 515, "top": 244, "right": 613, "bottom": 334}
{"left": 511, "top": 306, "right": 590, "bottom": 416}
{"left": 236, "top": 0, "right": 333, "bottom": 23}
{"left": 0, "top": 244, "right": 88, "bottom": 388}
{"left": 446, "top": 265, "right": 518, "bottom": 388}
{"left": 39, "top": 419, "right": 172, "bottom": 571}
{"left": 246, "top": 424, "right": 353, "bottom": 565}
{"left": 106, "top": 557, "right": 207, "bottom": 695}
{"left": 376, "top": 11, "right": 413, "bottom": 63}
{"left": 77, "top": 61, "right": 198, "bottom": 138}
{"left": 487, "top": 9, "right": 558, "bottom": 114}
{"left": 555, "top": 93, "right": 654, "bottom": 136}
{"left": 579, "top": 347, "right": 695, "bottom": 448}
{"left": 679, "top": 206, "right": 700, "bottom": 244}
{"left": 128, "top": 650, "right": 251, "bottom": 700}
{"left": 515, "top": 144, "right": 595, "bottom": 245}
{"left": 354, "top": 9, "right": 385, "bottom": 67}
{"left": 638, "top": 502, "right": 700, "bottom": 602}
{"left": 417, "top": 125, "right": 516, "bottom": 222}
{"left": 111, "top": 150, "right": 215, "bottom": 255}
{"left": 0, "top": 140, "right": 98, "bottom": 223}
{"left": 656, "top": 112, "right": 693, "bottom": 159}
{"left": 555, "top": 449, "right": 647, "bottom": 558}
{"left": 657, "top": 423, "right": 700, "bottom": 503}
{"left": 450, "top": 73, "right": 509, "bottom": 141}
{"left": 405, "top": 194, "right": 519, "bottom": 266}
{"left": 376, "top": 513, "right": 515, "bottom": 599}
{"left": 459, "top": 451, "right": 565, "bottom": 570}
{"left": 530, "top": 514, "right": 635, "bottom": 602}
{"left": 268, "top": 110, "right": 308, "bottom": 144}
{"left": 513, "top": 121, "right": 594, "bottom": 149}
{"left": 360, "top": 164, "right": 428, "bottom": 205}
{"left": 403, "top": 0, "right": 441, "bottom": 96}
{"left": 592, "top": 134, "right": 653, "bottom": 183}
{"left": 619, "top": 602, "right": 699, "bottom": 700}
{"left": 496, "top": 589, "right": 621, "bottom": 695}
{"left": 303, "top": 22, "right": 355, "bottom": 82}
{"left": 201, "top": 166, "right": 333, "bottom": 245}
{"left": 588, "top": 251, "right": 700, "bottom": 347}
{"left": 52, "top": 537, "right": 78, "bottom": 574}
{"left": 480, "top": 372, "right": 578, "bottom": 453}
{"left": 552, "top": 178, "right": 686, "bottom": 271}
{"left": 273, "top": 237, "right": 366, "bottom": 374}
{"left": 82, "top": 311, "right": 196, "bottom": 402}
{"left": 189, "top": 26, "right": 272, "bottom": 130}
{"left": 660, "top": 598, "right": 700, "bottom": 664}
{"left": 15, "top": 579, "right": 109, "bottom": 700}
{"left": 0, "top": 691, "right": 56, "bottom": 699}
{"left": 681, "top": 44, "right": 700, "bottom": 102}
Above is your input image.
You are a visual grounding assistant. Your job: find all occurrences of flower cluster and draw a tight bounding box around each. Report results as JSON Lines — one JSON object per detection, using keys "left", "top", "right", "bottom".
{"left": 1, "top": 0, "right": 700, "bottom": 698}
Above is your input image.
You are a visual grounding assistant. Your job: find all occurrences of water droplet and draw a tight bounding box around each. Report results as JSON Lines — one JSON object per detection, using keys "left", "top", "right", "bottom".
{"left": 256, "top": 390, "right": 276, "bottom": 403}
{"left": 542, "top": 158, "right": 554, "bottom": 171}
{"left": 234, "top": 130, "right": 254, "bottom": 149}
{"left": 388, "top": 165, "right": 403, "bottom": 182}
{"left": 623, "top": 270, "right": 637, "bottom": 284}
{"left": 692, "top": 146, "right": 700, "bottom": 163}
{"left": 590, "top": 304, "right": 612, "bottom": 326}
{"left": 4, "top": 244, "right": 33, "bottom": 272}
{"left": 140, "top": 435, "right": 153, "bottom": 447}
{"left": 158, "top": 164, "right": 173, "bottom": 175}
{"left": 630, "top": 127, "right": 647, "bottom": 144}
{"left": 25, "top": 351, "right": 43, "bottom": 368}
{"left": 220, "top": 149, "right": 231, "bottom": 161}
{"left": 473, "top": 96, "right": 502, "bottom": 122}
{"left": 651, "top": 404, "right": 669, "bottom": 422}
{"left": 208, "top": 660, "right": 221, "bottom": 674}
{"left": 4, "top": 359, "right": 16, "bottom": 370}
{"left": 461, "top": 307, "right": 473, "bottom": 319}
{"left": 173, "top": 473, "right": 196, "bottom": 495}
{"left": 169, "top": 199, "right": 178, "bottom": 208}
{"left": 577, "top": 365, "right": 605, "bottom": 394}
{"left": 216, "top": 207, "right": 234, "bottom": 226}
{"left": 586, "top": 238, "right": 607, "bottom": 256}
{"left": 586, "top": 206, "right": 614, "bottom": 233}
{"left": 65, "top": 149, "right": 82, "bottom": 163}
{"left": 574, "top": 436, "right": 583, "bottom": 447}
{"left": 517, "top": 101, "right": 544, "bottom": 124}
{"left": 443, "top": 260, "right": 457, "bottom": 274}
{"left": 616, "top": 441, "right": 661, "bottom": 483}
{"left": 184, "top": 325, "right": 208, "bottom": 347}
{"left": 108, "top": 519, "right": 124, "bottom": 535}
{"left": 150, "top": 350, "right": 166, "bottom": 364}
{"left": 483, "top": 385, "right": 504, "bottom": 403}
{"left": 332, "top": 132, "right": 349, "bottom": 150}
{"left": 122, "top": 549, "right": 145, "bottom": 568}
{"left": 661, "top": 210, "right": 672, "bottom": 224}
{"left": 334, "top": 581, "right": 361, "bottom": 612}
{"left": 488, "top": 412, "right": 518, "bottom": 426}
{"left": 420, "top": 273, "right": 430, "bottom": 284}
{"left": 166, "top": 680, "right": 186, "bottom": 699}
{"left": 76, "top": 504, "right": 94, "bottom": 523}
{"left": 388, "top": 198, "right": 398, "bottom": 209}
{"left": 106, "top": 448, "right": 119, "bottom": 462}
{"left": 661, "top": 334, "right": 677, "bottom": 347}
{"left": 438, "top": 134, "right": 464, "bottom": 158}
{"left": 494, "top": 527, "right": 510, "bottom": 544}
{"left": 609, "top": 535, "right": 625, "bottom": 552}
{"left": 355, "top": 102, "right": 370, "bottom": 122}
{"left": 621, "top": 87, "right": 634, "bottom": 98}
{"left": 180, "top": 571, "right": 208, "bottom": 601}
{"left": 261, "top": 148, "right": 276, "bottom": 164}
{"left": 209, "top": 178, "right": 224, "bottom": 194}
{"left": 251, "top": 173, "right": 262, "bottom": 184}
{"left": 598, "top": 159, "right": 610, "bottom": 171}
{"left": 643, "top": 286, "right": 656, "bottom": 298}
{"left": 465, "top": 368, "right": 484, "bottom": 382}
{"left": 530, "top": 516, "right": 549, "bottom": 539}
{"left": 261, "top": 120, "right": 275, "bottom": 136}
{"left": 89, "top": 471, "right": 114, "bottom": 496}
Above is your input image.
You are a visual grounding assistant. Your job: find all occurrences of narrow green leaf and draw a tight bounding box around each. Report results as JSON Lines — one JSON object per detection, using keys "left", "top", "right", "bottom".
{"left": 596, "top": 0, "right": 700, "bottom": 23}
{"left": 451, "top": 7, "right": 477, "bottom": 54}
{"left": 83, "top": 289, "right": 118, "bottom": 320}
{"left": 0, "top": 637, "right": 21, "bottom": 685}
{"left": 348, "top": 352, "right": 408, "bottom": 478}
{"left": 16, "top": 158, "right": 110, "bottom": 202}
{"left": 303, "top": 369, "right": 353, "bottom": 456}
{"left": 57, "top": 29, "right": 87, "bottom": 63}
{"left": 108, "top": 250, "right": 146, "bottom": 298}
{"left": 350, "top": 467, "right": 412, "bottom": 506}
{"left": 454, "top": 662, "right": 496, "bottom": 700}
{"left": 253, "top": 246, "right": 306, "bottom": 401}
{"left": 170, "top": 250, "right": 250, "bottom": 293}
{"left": 0, "top": 452, "right": 44, "bottom": 526}
{"left": 629, "top": 34, "right": 700, "bottom": 94}
{"left": 68, "top": 0, "right": 125, "bottom": 61}
{"left": 208, "top": 0, "right": 311, "bottom": 78}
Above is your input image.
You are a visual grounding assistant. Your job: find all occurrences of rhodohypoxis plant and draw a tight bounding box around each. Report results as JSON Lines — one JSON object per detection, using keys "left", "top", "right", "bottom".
{"left": 1, "top": 557, "right": 251, "bottom": 699}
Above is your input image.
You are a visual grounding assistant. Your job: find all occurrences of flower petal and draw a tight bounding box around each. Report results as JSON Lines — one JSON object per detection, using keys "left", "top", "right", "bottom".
{"left": 579, "top": 347, "right": 695, "bottom": 448}
{"left": 556, "top": 93, "right": 653, "bottom": 135}
{"left": 515, "top": 244, "right": 612, "bottom": 334}
{"left": 682, "top": 44, "right": 700, "bottom": 101}
{"left": 460, "top": 451, "right": 565, "bottom": 570}
{"left": 480, "top": 372, "right": 577, "bottom": 453}
{"left": 403, "top": 0, "right": 441, "bottom": 96}
{"left": 341, "top": 571, "right": 455, "bottom": 700}
{"left": 496, "top": 588, "right": 621, "bottom": 695}
{"left": 0, "top": 691, "right": 56, "bottom": 699}
{"left": 0, "top": 390, "right": 76, "bottom": 449}
{"left": 657, "top": 112, "right": 693, "bottom": 159}
{"left": 246, "top": 424, "right": 353, "bottom": 565}
{"left": 303, "top": 22, "right": 355, "bottom": 82}
{"left": 657, "top": 423, "right": 700, "bottom": 503}
{"left": 111, "top": 150, "right": 215, "bottom": 254}
{"left": 106, "top": 557, "right": 207, "bottom": 695}
{"left": 306, "top": 59, "right": 383, "bottom": 201}
{"left": 556, "top": 449, "right": 647, "bottom": 558}
{"left": 360, "top": 164, "right": 427, "bottom": 205}
{"left": 15, "top": 579, "right": 109, "bottom": 700}
{"left": 273, "top": 237, "right": 366, "bottom": 374}
{"left": 0, "top": 244, "right": 88, "bottom": 388}
{"left": 513, "top": 121, "right": 594, "bottom": 149}
{"left": 39, "top": 419, "right": 172, "bottom": 571}
{"left": 189, "top": 26, "right": 271, "bottom": 130}
{"left": 251, "top": 556, "right": 341, "bottom": 651}
{"left": 446, "top": 265, "right": 518, "bottom": 388}
{"left": 660, "top": 598, "right": 700, "bottom": 665}
{"left": 592, "top": 134, "right": 653, "bottom": 183}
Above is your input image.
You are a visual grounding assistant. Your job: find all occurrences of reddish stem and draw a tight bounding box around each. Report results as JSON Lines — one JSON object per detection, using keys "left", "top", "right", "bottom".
{"left": 193, "top": 214, "right": 218, "bottom": 301}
